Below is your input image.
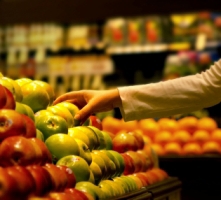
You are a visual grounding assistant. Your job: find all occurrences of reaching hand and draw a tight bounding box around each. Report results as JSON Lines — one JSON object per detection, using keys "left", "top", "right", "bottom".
{"left": 53, "top": 89, "right": 121, "bottom": 124}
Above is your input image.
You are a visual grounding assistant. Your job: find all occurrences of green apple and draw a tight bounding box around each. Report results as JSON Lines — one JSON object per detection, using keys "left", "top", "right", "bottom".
{"left": 68, "top": 127, "right": 91, "bottom": 151}
{"left": 109, "top": 150, "right": 125, "bottom": 176}
{"left": 88, "top": 169, "right": 95, "bottom": 184}
{"left": 15, "top": 78, "right": 32, "bottom": 87}
{"left": 55, "top": 101, "right": 80, "bottom": 126}
{"left": 74, "top": 126, "right": 100, "bottom": 150}
{"left": 88, "top": 126, "right": 106, "bottom": 150}
{"left": 101, "top": 131, "right": 113, "bottom": 150}
{"left": 35, "top": 114, "right": 68, "bottom": 140}
{"left": 36, "top": 129, "right": 44, "bottom": 141}
{"left": 112, "top": 176, "right": 130, "bottom": 193}
{"left": 23, "top": 104, "right": 35, "bottom": 122}
{"left": 56, "top": 155, "right": 90, "bottom": 183}
{"left": 92, "top": 150, "right": 116, "bottom": 179}
{"left": 15, "top": 102, "right": 35, "bottom": 122}
{"left": 89, "top": 161, "right": 103, "bottom": 185}
{"left": 21, "top": 81, "right": 50, "bottom": 113}
{"left": 33, "top": 80, "right": 55, "bottom": 106}
{"left": 75, "top": 182, "right": 106, "bottom": 200}
{"left": 34, "top": 109, "right": 53, "bottom": 124}
{"left": 47, "top": 105, "right": 74, "bottom": 128}
{"left": 45, "top": 133, "right": 80, "bottom": 163}
{"left": 74, "top": 139, "right": 92, "bottom": 165}
{"left": 98, "top": 179, "right": 117, "bottom": 198}
{"left": 0, "top": 77, "right": 23, "bottom": 102}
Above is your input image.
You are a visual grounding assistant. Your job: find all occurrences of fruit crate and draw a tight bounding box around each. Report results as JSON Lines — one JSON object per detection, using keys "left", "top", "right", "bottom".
{"left": 159, "top": 154, "right": 221, "bottom": 200}
{"left": 112, "top": 177, "right": 182, "bottom": 200}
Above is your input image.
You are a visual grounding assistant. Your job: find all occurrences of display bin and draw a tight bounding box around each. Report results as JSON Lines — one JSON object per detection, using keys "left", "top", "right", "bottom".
{"left": 159, "top": 155, "right": 221, "bottom": 200}
{"left": 112, "top": 177, "right": 182, "bottom": 200}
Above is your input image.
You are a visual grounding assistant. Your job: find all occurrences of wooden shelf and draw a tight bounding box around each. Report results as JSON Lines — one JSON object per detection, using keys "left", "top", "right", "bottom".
{"left": 0, "top": 0, "right": 221, "bottom": 25}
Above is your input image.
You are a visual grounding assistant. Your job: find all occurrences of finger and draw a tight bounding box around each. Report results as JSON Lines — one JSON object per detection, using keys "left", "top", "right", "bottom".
{"left": 53, "top": 93, "right": 73, "bottom": 105}
{"left": 74, "top": 104, "right": 93, "bottom": 124}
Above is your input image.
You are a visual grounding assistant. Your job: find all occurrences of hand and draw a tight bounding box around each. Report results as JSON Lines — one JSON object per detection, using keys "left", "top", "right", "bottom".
{"left": 53, "top": 89, "right": 121, "bottom": 124}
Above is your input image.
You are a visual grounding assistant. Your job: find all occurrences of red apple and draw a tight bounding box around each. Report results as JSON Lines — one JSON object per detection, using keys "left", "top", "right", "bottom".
{"left": 0, "top": 84, "right": 7, "bottom": 108}
{"left": 21, "top": 114, "right": 36, "bottom": 138}
{"left": 128, "top": 130, "right": 145, "bottom": 150}
{"left": 5, "top": 165, "right": 36, "bottom": 198}
{"left": 0, "top": 136, "right": 37, "bottom": 167}
{"left": 30, "top": 138, "right": 53, "bottom": 165}
{"left": 125, "top": 151, "right": 143, "bottom": 173}
{"left": 43, "top": 163, "right": 68, "bottom": 192}
{"left": 89, "top": 115, "right": 103, "bottom": 130}
{"left": 56, "top": 165, "right": 76, "bottom": 188}
{"left": 64, "top": 188, "right": 89, "bottom": 200}
{"left": 132, "top": 172, "right": 150, "bottom": 186}
{"left": 112, "top": 132, "right": 139, "bottom": 153}
{"left": 121, "top": 153, "right": 135, "bottom": 175}
{"left": 2, "top": 87, "right": 16, "bottom": 109}
{"left": 0, "top": 109, "right": 27, "bottom": 141}
{"left": 47, "top": 192, "right": 76, "bottom": 200}
{"left": 0, "top": 167, "right": 19, "bottom": 200}
{"left": 26, "top": 165, "right": 54, "bottom": 196}
{"left": 136, "top": 150, "right": 152, "bottom": 171}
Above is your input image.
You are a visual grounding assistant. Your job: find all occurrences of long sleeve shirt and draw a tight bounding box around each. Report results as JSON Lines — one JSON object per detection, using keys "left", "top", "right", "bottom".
{"left": 118, "top": 59, "right": 221, "bottom": 121}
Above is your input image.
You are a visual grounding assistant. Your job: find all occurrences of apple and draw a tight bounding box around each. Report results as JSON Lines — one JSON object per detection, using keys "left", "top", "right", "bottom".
{"left": 75, "top": 181, "right": 106, "bottom": 200}
{"left": 101, "top": 131, "right": 113, "bottom": 150}
{"left": 33, "top": 80, "right": 55, "bottom": 106}
{"left": 88, "top": 169, "right": 95, "bottom": 184}
{"left": 121, "top": 153, "right": 135, "bottom": 175}
{"left": 68, "top": 126, "right": 99, "bottom": 151}
{"left": 5, "top": 166, "right": 36, "bottom": 198}
{"left": 15, "top": 77, "right": 32, "bottom": 87}
{"left": 30, "top": 138, "right": 53, "bottom": 165}
{"left": 2, "top": 87, "right": 16, "bottom": 109}
{"left": 137, "top": 150, "right": 152, "bottom": 171}
{"left": 112, "top": 176, "right": 130, "bottom": 194}
{"left": 45, "top": 133, "right": 80, "bottom": 163}
{"left": 47, "top": 105, "right": 74, "bottom": 128}
{"left": 74, "top": 139, "right": 92, "bottom": 165}
{"left": 0, "top": 136, "right": 37, "bottom": 167}
{"left": 89, "top": 161, "right": 103, "bottom": 185}
{"left": 0, "top": 83, "right": 7, "bottom": 108}
{"left": 23, "top": 103, "right": 35, "bottom": 121}
{"left": 34, "top": 109, "right": 54, "bottom": 123}
{"left": 92, "top": 150, "right": 116, "bottom": 179}
{"left": 15, "top": 101, "right": 29, "bottom": 116}
{"left": 127, "top": 174, "right": 145, "bottom": 189}
{"left": 108, "top": 150, "right": 125, "bottom": 177}
{"left": 0, "top": 109, "right": 27, "bottom": 141}
{"left": 21, "top": 114, "right": 37, "bottom": 138}
{"left": 43, "top": 163, "right": 68, "bottom": 192}
{"left": 88, "top": 126, "right": 106, "bottom": 150}
{"left": 64, "top": 188, "right": 89, "bottom": 200}
{"left": 125, "top": 151, "right": 143, "bottom": 173}
{"left": 36, "top": 129, "right": 45, "bottom": 141}
{"left": 47, "top": 192, "right": 75, "bottom": 200}
{"left": 98, "top": 179, "right": 117, "bottom": 198}
{"left": 112, "top": 132, "right": 139, "bottom": 153}
{"left": 21, "top": 81, "right": 50, "bottom": 113}
{"left": 0, "top": 76, "right": 23, "bottom": 102}
{"left": 56, "top": 155, "right": 91, "bottom": 183}
{"left": 54, "top": 101, "right": 80, "bottom": 126}
{"left": 56, "top": 165, "right": 76, "bottom": 188}
{"left": 26, "top": 165, "right": 54, "bottom": 196}
{"left": 35, "top": 114, "right": 68, "bottom": 140}
{"left": 128, "top": 130, "right": 145, "bottom": 150}
{"left": 89, "top": 115, "right": 103, "bottom": 130}
{"left": 132, "top": 172, "right": 150, "bottom": 186}
{"left": 0, "top": 167, "right": 19, "bottom": 200}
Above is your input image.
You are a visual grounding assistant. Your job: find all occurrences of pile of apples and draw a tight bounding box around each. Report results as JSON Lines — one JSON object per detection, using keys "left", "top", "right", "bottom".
{"left": 102, "top": 115, "right": 221, "bottom": 156}
{"left": 0, "top": 74, "right": 169, "bottom": 200}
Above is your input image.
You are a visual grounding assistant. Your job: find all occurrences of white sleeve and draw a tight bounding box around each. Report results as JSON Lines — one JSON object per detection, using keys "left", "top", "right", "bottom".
{"left": 118, "top": 59, "right": 221, "bottom": 121}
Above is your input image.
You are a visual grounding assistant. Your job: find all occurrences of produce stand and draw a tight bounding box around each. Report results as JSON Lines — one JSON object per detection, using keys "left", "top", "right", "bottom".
{"left": 159, "top": 154, "right": 221, "bottom": 200}
{"left": 112, "top": 177, "right": 182, "bottom": 200}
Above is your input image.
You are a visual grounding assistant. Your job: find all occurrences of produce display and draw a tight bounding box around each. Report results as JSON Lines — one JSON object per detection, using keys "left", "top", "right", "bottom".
{"left": 102, "top": 116, "right": 221, "bottom": 157}
{"left": 0, "top": 74, "right": 169, "bottom": 200}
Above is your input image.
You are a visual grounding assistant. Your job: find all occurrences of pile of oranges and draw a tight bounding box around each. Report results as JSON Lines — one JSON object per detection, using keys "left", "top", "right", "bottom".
{"left": 102, "top": 116, "right": 221, "bottom": 156}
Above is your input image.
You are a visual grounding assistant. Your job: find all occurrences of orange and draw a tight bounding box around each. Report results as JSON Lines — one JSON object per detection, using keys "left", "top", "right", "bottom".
{"left": 197, "top": 117, "right": 218, "bottom": 133}
{"left": 158, "top": 118, "right": 179, "bottom": 133}
{"left": 164, "top": 142, "right": 182, "bottom": 155}
{"left": 183, "top": 142, "right": 202, "bottom": 155}
{"left": 177, "top": 116, "right": 198, "bottom": 135}
{"left": 154, "top": 130, "right": 172, "bottom": 146}
{"left": 172, "top": 130, "right": 191, "bottom": 146}
{"left": 138, "top": 118, "right": 160, "bottom": 140}
{"left": 192, "top": 130, "right": 210, "bottom": 145}
{"left": 121, "top": 119, "right": 138, "bottom": 132}
{"left": 102, "top": 116, "right": 122, "bottom": 134}
{"left": 143, "top": 135, "right": 152, "bottom": 144}
{"left": 211, "top": 129, "right": 221, "bottom": 144}
{"left": 150, "top": 143, "right": 165, "bottom": 156}
{"left": 202, "top": 141, "right": 221, "bottom": 154}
